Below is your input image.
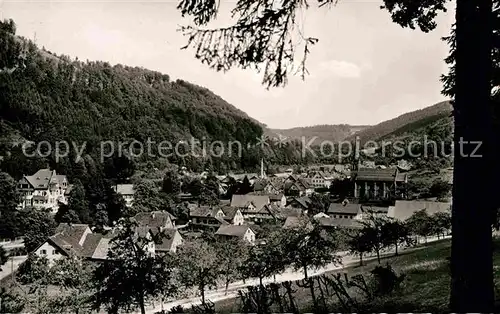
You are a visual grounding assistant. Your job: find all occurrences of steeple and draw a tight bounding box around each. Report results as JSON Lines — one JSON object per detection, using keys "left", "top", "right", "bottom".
{"left": 260, "top": 158, "right": 266, "bottom": 178}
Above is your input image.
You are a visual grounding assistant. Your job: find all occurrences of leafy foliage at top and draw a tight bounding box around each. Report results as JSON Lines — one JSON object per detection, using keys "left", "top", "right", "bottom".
{"left": 176, "top": 0, "right": 448, "bottom": 88}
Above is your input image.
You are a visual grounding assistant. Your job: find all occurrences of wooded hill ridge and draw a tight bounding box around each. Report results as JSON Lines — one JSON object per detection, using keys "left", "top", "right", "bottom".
{"left": 348, "top": 101, "right": 452, "bottom": 144}
{"left": 0, "top": 20, "right": 271, "bottom": 176}
{"left": 265, "top": 124, "right": 370, "bottom": 145}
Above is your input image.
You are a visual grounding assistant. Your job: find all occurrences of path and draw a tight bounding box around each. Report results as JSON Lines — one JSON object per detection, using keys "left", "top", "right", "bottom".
{"left": 144, "top": 235, "right": 450, "bottom": 314}
{"left": 0, "top": 256, "right": 28, "bottom": 282}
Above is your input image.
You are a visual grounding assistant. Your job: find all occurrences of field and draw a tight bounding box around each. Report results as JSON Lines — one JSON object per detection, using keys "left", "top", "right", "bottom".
{"left": 208, "top": 238, "right": 500, "bottom": 313}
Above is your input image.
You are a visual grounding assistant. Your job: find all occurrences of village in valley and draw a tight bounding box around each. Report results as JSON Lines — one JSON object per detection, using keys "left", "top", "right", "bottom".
{"left": 0, "top": 153, "right": 454, "bottom": 313}
{"left": 14, "top": 160, "right": 451, "bottom": 259}
{"left": 1, "top": 0, "right": 496, "bottom": 312}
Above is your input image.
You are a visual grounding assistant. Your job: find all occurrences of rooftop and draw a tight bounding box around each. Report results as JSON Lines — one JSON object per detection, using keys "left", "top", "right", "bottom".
{"left": 327, "top": 203, "right": 361, "bottom": 215}
{"left": 215, "top": 225, "right": 253, "bottom": 237}
{"left": 114, "top": 184, "right": 134, "bottom": 195}
{"left": 230, "top": 194, "right": 270, "bottom": 210}
{"left": 353, "top": 168, "right": 405, "bottom": 182}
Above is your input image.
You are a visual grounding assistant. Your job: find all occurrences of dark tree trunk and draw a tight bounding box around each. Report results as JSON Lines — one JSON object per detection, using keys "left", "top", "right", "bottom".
{"left": 376, "top": 248, "right": 380, "bottom": 264}
{"left": 394, "top": 242, "right": 398, "bottom": 256}
{"left": 359, "top": 252, "right": 363, "bottom": 266}
{"left": 308, "top": 277, "right": 319, "bottom": 312}
{"left": 200, "top": 285, "right": 206, "bottom": 305}
{"left": 138, "top": 291, "right": 146, "bottom": 314}
{"left": 450, "top": 0, "right": 494, "bottom": 312}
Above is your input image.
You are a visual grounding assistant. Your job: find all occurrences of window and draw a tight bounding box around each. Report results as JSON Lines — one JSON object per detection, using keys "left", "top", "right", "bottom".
{"left": 52, "top": 250, "right": 57, "bottom": 255}
{"left": 40, "top": 249, "right": 47, "bottom": 255}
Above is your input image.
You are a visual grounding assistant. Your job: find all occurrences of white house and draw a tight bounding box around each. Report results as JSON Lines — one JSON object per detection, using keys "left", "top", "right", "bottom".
{"left": 327, "top": 202, "right": 363, "bottom": 220}
{"left": 230, "top": 194, "right": 271, "bottom": 219}
{"left": 308, "top": 171, "right": 331, "bottom": 189}
{"left": 33, "top": 224, "right": 93, "bottom": 265}
{"left": 17, "top": 169, "right": 69, "bottom": 213}
{"left": 113, "top": 184, "right": 135, "bottom": 207}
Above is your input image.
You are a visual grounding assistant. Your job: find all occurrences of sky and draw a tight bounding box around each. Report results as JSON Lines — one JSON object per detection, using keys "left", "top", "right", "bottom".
{"left": 1, "top": 0, "right": 455, "bottom": 129}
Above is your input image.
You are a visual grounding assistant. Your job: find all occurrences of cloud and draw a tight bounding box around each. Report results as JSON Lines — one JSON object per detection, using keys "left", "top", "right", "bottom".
{"left": 318, "top": 60, "right": 362, "bottom": 78}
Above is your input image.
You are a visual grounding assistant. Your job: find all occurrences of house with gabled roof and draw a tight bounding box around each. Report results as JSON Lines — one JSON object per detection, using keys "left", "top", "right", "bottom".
{"left": 189, "top": 205, "right": 245, "bottom": 230}
{"left": 189, "top": 206, "right": 228, "bottom": 231}
{"left": 249, "top": 203, "right": 280, "bottom": 224}
{"left": 89, "top": 227, "right": 155, "bottom": 261}
{"left": 284, "top": 175, "right": 313, "bottom": 196}
{"left": 308, "top": 171, "right": 331, "bottom": 189}
{"left": 230, "top": 194, "right": 270, "bottom": 218}
{"left": 253, "top": 179, "right": 280, "bottom": 194}
{"left": 33, "top": 223, "right": 94, "bottom": 265}
{"left": 286, "top": 196, "right": 312, "bottom": 212}
{"left": 133, "top": 211, "right": 176, "bottom": 230}
{"left": 113, "top": 184, "right": 134, "bottom": 207}
{"left": 248, "top": 191, "right": 286, "bottom": 207}
{"left": 220, "top": 206, "right": 245, "bottom": 225}
{"left": 17, "top": 169, "right": 69, "bottom": 212}
{"left": 215, "top": 225, "right": 256, "bottom": 244}
{"left": 34, "top": 220, "right": 183, "bottom": 264}
{"left": 327, "top": 202, "right": 363, "bottom": 220}
{"left": 352, "top": 167, "right": 408, "bottom": 200}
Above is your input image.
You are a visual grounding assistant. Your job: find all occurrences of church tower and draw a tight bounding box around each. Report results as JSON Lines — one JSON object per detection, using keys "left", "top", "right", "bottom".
{"left": 260, "top": 158, "right": 266, "bottom": 178}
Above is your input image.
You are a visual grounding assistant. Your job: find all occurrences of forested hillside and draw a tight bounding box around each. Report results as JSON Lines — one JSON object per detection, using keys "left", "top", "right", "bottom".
{"left": 349, "top": 101, "right": 452, "bottom": 144}
{"left": 265, "top": 124, "right": 370, "bottom": 145}
{"left": 0, "top": 20, "right": 273, "bottom": 178}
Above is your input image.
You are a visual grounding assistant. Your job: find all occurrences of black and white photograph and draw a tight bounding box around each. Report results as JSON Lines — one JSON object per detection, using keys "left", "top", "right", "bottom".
{"left": 0, "top": 0, "right": 496, "bottom": 312}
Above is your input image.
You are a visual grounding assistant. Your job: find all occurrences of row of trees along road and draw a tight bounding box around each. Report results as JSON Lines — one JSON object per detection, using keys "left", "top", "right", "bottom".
{"left": 348, "top": 209, "right": 452, "bottom": 266}
{"left": 174, "top": 0, "right": 498, "bottom": 310}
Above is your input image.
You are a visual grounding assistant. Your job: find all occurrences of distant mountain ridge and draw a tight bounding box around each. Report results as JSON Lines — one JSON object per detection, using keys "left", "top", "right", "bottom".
{"left": 348, "top": 101, "right": 452, "bottom": 144}
{"left": 265, "top": 124, "right": 371, "bottom": 145}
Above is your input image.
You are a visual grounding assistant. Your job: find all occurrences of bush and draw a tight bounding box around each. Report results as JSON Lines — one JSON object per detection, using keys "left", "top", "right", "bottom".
{"left": 369, "top": 264, "right": 406, "bottom": 296}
